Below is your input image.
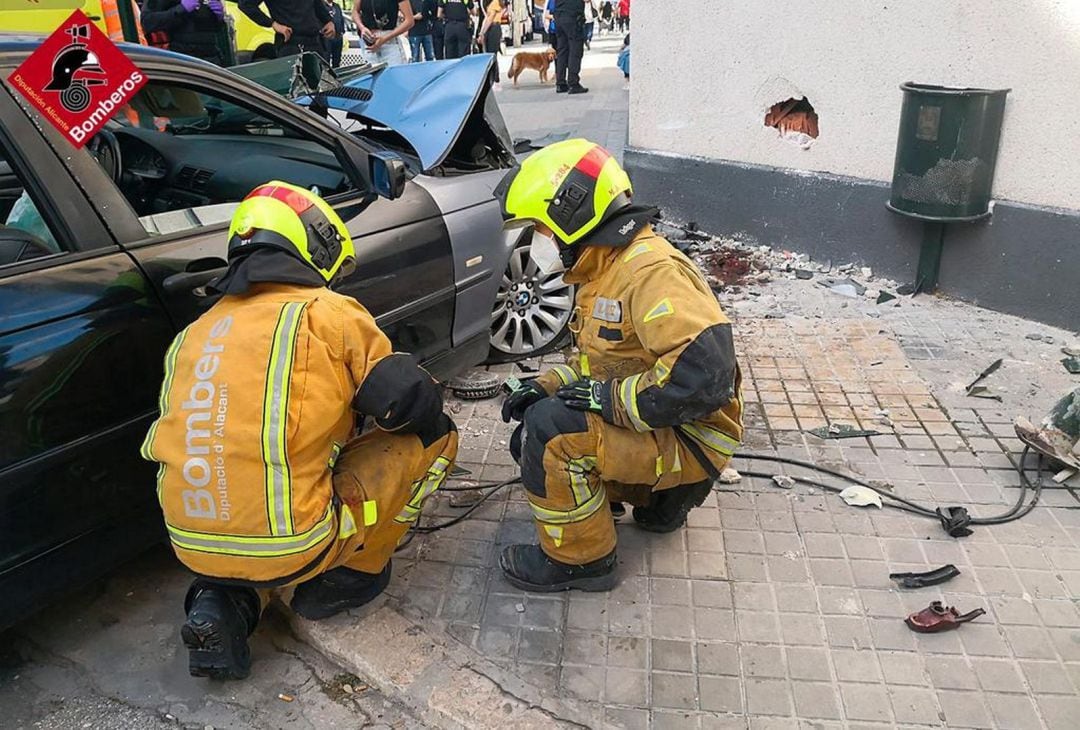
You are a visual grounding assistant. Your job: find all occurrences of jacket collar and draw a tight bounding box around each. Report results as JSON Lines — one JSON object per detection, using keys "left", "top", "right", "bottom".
{"left": 564, "top": 222, "right": 659, "bottom": 285}
{"left": 208, "top": 248, "right": 327, "bottom": 296}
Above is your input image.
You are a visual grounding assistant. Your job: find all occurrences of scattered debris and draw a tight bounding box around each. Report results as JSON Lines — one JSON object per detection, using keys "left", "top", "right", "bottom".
{"left": 1024, "top": 333, "right": 1055, "bottom": 344}
{"left": 889, "top": 564, "right": 960, "bottom": 589}
{"left": 1062, "top": 355, "right": 1080, "bottom": 374}
{"left": 718, "top": 467, "right": 742, "bottom": 484}
{"left": 808, "top": 424, "right": 881, "bottom": 439}
{"left": 449, "top": 370, "right": 502, "bottom": 400}
{"left": 936, "top": 506, "right": 974, "bottom": 537}
{"left": 905, "top": 601, "right": 985, "bottom": 633}
{"left": 896, "top": 283, "right": 916, "bottom": 296}
{"left": 965, "top": 358, "right": 1004, "bottom": 401}
{"left": 517, "top": 360, "right": 540, "bottom": 373}
{"left": 772, "top": 475, "right": 796, "bottom": 489}
{"left": 795, "top": 269, "right": 814, "bottom": 280}
{"left": 1015, "top": 414, "right": 1080, "bottom": 471}
{"left": 278, "top": 693, "right": 295, "bottom": 702}
{"left": 838, "top": 486, "right": 883, "bottom": 509}
{"left": 449, "top": 489, "right": 483, "bottom": 508}
{"left": 515, "top": 602, "right": 526, "bottom": 613}
{"left": 876, "top": 291, "right": 898, "bottom": 305}
{"left": 822, "top": 277, "right": 867, "bottom": 298}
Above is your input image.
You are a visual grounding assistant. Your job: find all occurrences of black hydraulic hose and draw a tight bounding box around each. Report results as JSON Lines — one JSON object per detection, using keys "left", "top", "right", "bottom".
{"left": 413, "top": 476, "right": 520, "bottom": 533}
{"left": 737, "top": 447, "right": 1045, "bottom": 527}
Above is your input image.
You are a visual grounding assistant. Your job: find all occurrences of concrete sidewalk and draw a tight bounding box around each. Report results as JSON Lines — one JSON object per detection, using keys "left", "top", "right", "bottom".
{"left": 319, "top": 42, "right": 1080, "bottom": 729}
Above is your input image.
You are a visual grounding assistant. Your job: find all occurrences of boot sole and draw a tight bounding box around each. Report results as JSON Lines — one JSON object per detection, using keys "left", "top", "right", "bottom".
{"left": 634, "top": 482, "right": 714, "bottom": 533}
{"left": 181, "top": 618, "right": 250, "bottom": 680}
{"left": 501, "top": 569, "right": 618, "bottom": 593}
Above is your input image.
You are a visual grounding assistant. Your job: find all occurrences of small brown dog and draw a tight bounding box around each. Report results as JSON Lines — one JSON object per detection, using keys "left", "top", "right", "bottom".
{"left": 508, "top": 48, "right": 557, "bottom": 86}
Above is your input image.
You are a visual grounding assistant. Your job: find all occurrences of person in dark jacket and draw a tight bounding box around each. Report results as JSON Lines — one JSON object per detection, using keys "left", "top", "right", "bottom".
{"left": 239, "top": 0, "right": 336, "bottom": 59}
{"left": 408, "top": 0, "right": 437, "bottom": 61}
{"left": 323, "top": 0, "right": 346, "bottom": 66}
{"left": 437, "top": 0, "right": 473, "bottom": 59}
{"left": 141, "top": 0, "right": 227, "bottom": 65}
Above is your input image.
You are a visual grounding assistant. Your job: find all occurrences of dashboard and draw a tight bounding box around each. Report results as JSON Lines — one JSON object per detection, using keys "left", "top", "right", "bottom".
{"left": 114, "top": 127, "right": 354, "bottom": 216}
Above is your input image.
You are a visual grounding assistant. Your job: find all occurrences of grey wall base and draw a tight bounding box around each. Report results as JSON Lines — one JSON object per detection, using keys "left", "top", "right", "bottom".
{"left": 625, "top": 148, "right": 1080, "bottom": 331}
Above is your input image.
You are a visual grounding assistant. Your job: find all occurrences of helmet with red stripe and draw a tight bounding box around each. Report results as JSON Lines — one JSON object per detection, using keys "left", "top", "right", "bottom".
{"left": 494, "top": 139, "right": 633, "bottom": 245}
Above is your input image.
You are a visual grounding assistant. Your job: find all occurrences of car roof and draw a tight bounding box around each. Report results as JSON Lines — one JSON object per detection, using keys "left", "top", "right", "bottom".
{"left": 0, "top": 34, "right": 213, "bottom": 68}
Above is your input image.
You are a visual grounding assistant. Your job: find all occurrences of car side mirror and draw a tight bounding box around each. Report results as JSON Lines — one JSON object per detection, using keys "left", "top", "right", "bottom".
{"left": 370, "top": 151, "right": 407, "bottom": 201}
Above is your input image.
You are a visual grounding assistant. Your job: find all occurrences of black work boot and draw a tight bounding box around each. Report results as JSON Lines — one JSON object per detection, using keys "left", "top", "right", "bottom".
{"left": 632, "top": 479, "right": 714, "bottom": 533}
{"left": 556, "top": 83, "right": 569, "bottom": 93}
{"left": 500, "top": 544, "right": 617, "bottom": 592}
{"left": 181, "top": 582, "right": 260, "bottom": 680}
{"left": 567, "top": 84, "right": 589, "bottom": 95}
{"left": 290, "top": 562, "right": 392, "bottom": 621}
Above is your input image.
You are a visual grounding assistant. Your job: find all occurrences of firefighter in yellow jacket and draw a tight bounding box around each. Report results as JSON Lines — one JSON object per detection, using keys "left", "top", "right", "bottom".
{"left": 493, "top": 140, "right": 743, "bottom": 591}
{"left": 141, "top": 182, "right": 458, "bottom": 679}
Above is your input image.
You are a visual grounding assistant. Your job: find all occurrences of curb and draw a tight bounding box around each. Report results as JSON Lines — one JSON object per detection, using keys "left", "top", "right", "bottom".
{"left": 289, "top": 599, "right": 600, "bottom": 729}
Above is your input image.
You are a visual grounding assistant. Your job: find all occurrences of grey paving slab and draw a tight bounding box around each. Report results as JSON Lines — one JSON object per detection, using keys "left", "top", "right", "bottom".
{"left": 372, "top": 37, "right": 1080, "bottom": 728}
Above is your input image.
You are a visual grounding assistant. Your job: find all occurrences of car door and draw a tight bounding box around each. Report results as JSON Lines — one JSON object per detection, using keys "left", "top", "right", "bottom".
{"left": 74, "top": 58, "right": 455, "bottom": 365}
{"left": 0, "top": 83, "right": 176, "bottom": 628}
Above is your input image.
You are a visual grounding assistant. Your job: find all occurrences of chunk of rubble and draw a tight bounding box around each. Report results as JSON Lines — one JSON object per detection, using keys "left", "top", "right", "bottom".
{"left": 718, "top": 467, "right": 742, "bottom": 484}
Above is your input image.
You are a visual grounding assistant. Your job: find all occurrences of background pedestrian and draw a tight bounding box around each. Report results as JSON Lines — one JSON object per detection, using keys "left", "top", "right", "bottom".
{"left": 239, "top": 0, "right": 336, "bottom": 59}
{"left": 408, "top": 0, "right": 437, "bottom": 61}
{"left": 353, "top": 0, "right": 414, "bottom": 65}
{"left": 437, "top": 0, "right": 473, "bottom": 58}
{"left": 323, "top": 0, "right": 345, "bottom": 66}
{"left": 480, "top": 0, "right": 507, "bottom": 88}
{"left": 616, "top": 0, "right": 627, "bottom": 32}
{"left": 583, "top": 0, "right": 595, "bottom": 50}
{"left": 554, "top": 0, "right": 586, "bottom": 94}
{"left": 142, "top": 0, "right": 227, "bottom": 65}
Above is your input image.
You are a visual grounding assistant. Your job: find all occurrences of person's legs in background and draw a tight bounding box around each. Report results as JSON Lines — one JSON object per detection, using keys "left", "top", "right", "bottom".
{"left": 433, "top": 19, "right": 445, "bottom": 58}
{"left": 420, "top": 33, "right": 435, "bottom": 60}
{"left": 584, "top": 21, "right": 593, "bottom": 49}
{"left": 554, "top": 22, "right": 569, "bottom": 91}
{"left": 484, "top": 24, "right": 502, "bottom": 87}
{"left": 565, "top": 18, "right": 586, "bottom": 92}
{"left": 443, "top": 20, "right": 470, "bottom": 59}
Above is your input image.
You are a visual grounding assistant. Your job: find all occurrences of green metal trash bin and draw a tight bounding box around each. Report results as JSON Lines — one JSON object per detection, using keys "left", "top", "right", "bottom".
{"left": 888, "top": 83, "right": 1009, "bottom": 221}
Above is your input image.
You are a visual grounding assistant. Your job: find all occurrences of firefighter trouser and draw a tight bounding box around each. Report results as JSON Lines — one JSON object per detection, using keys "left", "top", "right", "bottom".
{"left": 520, "top": 398, "right": 713, "bottom": 565}
{"left": 200, "top": 416, "right": 457, "bottom": 607}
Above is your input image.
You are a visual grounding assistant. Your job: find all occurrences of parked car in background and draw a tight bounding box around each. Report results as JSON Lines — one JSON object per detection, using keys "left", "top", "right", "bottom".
{"left": 0, "top": 41, "right": 567, "bottom": 628}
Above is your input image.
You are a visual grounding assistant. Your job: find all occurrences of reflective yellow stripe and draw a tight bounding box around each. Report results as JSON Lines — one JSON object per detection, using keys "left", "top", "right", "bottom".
{"left": 620, "top": 374, "right": 651, "bottom": 432}
{"left": 655, "top": 455, "right": 664, "bottom": 477}
{"left": 140, "top": 328, "right": 188, "bottom": 462}
{"left": 623, "top": 241, "right": 652, "bottom": 261}
{"left": 680, "top": 422, "right": 740, "bottom": 456}
{"left": 568, "top": 456, "right": 596, "bottom": 506}
{"left": 653, "top": 359, "right": 671, "bottom": 387}
{"left": 672, "top": 447, "right": 682, "bottom": 473}
{"left": 262, "top": 302, "right": 307, "bottom": 536}
{"left": 338, "top": 503, "right": 358, "bottom": 539}
{"left": 363, "top": 500, "right": 378, "bottom": 526}
{"left": 530, "top": 482, "right": 606, "bottom": 525}
{"left": 642, "top": 298, "right": 675, "bottom": 323}
{"left": 168, "top": 506, "right": 335, "bottom": 557}
{"left": 544, "top": 524, "right": 564, "bottom": 547}
{"left": 327, "top": 441, "right": 342, "bottom": 469}
{"left": 580, "top": 352, "right": 591, "bottom": 377}
{"left": 552, "top": 364, "right": 577, "bottom": 386}
{"left": 395, "top": 456, "right": 451, "bottom": 523}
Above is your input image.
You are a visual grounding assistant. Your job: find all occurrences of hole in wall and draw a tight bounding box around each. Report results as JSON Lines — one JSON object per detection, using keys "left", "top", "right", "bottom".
{"left": 765, "top": 97, "right": 819, "bottom": 149}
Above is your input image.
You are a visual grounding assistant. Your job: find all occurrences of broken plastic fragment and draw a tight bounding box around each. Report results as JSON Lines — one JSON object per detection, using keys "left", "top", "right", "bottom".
{"left": 889, "top": 564, "right": 960, "bottom": 589}
{"left": 965, "top": 359, "right": 1003, "bottom": 400}
{"left": 1062, "top": 355, "right": 1080, "bottom": 374}
{"left": 808, "top": 424, "right": 881, "bottom": 439}
{"left": 772, "top": 475, "right": 796, "bottom": 489}
{"left": 905, "top": 601, "right": 986, "bottom": 633}
{"left": 876, "top": 291, "right": 897, "bottom": 304}
{"left": 838, "top": 486, "right": 883, "bottom": 508}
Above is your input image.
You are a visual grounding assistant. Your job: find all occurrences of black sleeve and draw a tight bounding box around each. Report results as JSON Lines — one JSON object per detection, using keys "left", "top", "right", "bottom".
{"left": 140, "top": 0, "right": 187, "bottom": 34}
{"left": 351, "top": 353, "right": 444, "bottom": 435}
{"left": 314, "top": 0, "right": 332, "bottom": 24}
{"left": 238, "top": 0, "right": 275, "bottom": 27}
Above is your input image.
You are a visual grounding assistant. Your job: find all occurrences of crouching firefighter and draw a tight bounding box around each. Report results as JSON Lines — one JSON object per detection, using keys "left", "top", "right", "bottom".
{"left": 493, "top": 140, "right": 743, "bottom": 592}
{"left": 141, "top": 181, "right": 458, "bottom": 679}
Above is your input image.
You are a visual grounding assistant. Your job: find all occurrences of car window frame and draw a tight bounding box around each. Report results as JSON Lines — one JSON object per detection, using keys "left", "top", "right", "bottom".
{"left": 62, "top": 57, "right": 378, "bottom": 251}
{"left": 0, "top": 79, "right": 121, "bottom": 280}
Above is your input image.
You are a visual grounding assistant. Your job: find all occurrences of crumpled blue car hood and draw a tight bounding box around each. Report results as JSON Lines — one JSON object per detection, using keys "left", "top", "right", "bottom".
{"left": 301, "top": 54, "right": 496, "bottom": 172}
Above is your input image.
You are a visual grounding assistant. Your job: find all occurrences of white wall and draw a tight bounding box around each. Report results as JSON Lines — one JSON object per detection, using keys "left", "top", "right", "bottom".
{"left": 629, "top": 0, "right": 1080, "bottom": 211}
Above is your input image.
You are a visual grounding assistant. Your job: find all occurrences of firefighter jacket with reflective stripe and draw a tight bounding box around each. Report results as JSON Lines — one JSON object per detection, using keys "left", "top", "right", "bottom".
{"left": 536, "top": 226, "right": 744, "bottom": 475}
{"left": 141, "top": 283, "right": 393, "bottom": 583}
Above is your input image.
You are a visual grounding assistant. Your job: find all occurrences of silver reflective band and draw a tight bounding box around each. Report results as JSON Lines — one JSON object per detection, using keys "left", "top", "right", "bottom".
{"left": 263, "top": 302, "right": 307, "bottom": 535}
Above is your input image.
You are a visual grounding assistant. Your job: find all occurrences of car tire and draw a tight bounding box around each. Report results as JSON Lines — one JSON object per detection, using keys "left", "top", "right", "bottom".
{"left": 488, "top": 236, "right": 574, "bottom": 364}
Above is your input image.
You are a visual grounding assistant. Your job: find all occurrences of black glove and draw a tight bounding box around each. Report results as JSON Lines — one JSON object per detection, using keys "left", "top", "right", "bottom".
{"left": 556, "top": 378, "right": 614, "bottom": 423}
{"left": 501, "top": 376, "right": 546, "bottom": 423}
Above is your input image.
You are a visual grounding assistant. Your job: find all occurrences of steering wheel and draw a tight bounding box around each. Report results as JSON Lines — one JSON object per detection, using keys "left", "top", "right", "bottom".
{"left": 88, "top": 128, "right": 123, "bottom": 185}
